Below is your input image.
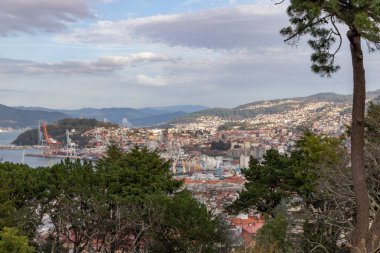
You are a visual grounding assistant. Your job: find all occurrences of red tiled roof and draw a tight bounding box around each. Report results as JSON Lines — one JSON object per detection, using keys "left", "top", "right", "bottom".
{"left": 229, "top": 216, "right": 265, "bottom": 235}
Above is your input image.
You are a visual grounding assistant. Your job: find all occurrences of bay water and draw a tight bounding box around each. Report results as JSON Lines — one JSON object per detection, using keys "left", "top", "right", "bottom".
{"left": 0, "top": 130, "right": 62, "bottom": 168}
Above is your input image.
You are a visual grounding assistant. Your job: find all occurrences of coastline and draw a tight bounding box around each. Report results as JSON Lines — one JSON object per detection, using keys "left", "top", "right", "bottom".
{"left": 0, "top": 130, "right": 62, "bottom": 167}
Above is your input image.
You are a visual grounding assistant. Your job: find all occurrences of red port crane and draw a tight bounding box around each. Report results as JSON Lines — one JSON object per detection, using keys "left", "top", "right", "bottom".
{"left": 42, "top": 121, "right": 50, "bottom": 145}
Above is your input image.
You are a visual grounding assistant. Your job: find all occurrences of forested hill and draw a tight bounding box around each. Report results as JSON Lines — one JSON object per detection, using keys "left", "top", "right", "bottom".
{"left": 171, "top": 90, "right": 380, "bottom": 124}
{"left": 12, "top": 118, "right": 118, "bottom": 146}
{"left": 0, "top": 104, "right": 68, "bottom": 128}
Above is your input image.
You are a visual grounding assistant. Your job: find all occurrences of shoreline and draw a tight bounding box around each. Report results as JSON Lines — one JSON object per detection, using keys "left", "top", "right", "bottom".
{"left": 0, "top": 145, "right": 34, "bottom": 150}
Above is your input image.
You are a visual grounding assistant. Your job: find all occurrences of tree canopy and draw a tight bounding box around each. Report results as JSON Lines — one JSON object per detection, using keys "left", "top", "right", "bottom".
{"left": 0, "top": 146, "right": 228, "bottom": 253}
{"left": 228, "top": 132, "right": 345, "bottom": 214}
{"left": 0, "top": 227, "right": 34, "bottom": 253}
{"left": 281, "top": 0, "right": 380, "bottom": 76}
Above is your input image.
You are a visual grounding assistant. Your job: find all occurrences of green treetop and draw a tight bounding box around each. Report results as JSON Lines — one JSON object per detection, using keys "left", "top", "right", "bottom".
{"left": 0, "top": 227, "right": 34, "bottom": 253}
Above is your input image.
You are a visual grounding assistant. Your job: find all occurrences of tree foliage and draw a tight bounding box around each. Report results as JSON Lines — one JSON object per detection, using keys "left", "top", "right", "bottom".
{"left": 254, "top": 211, "right": 289, "bottom": 253}
{"left": 228, "top": 132, "right": 345, "bottom": 214}
{"left": 0, "top": 146, "right": 227, "bottom": 253}
{"left": 281, "top": 0, "right": 380, "bottom": 77}
{"left": 228, "top": 149, "right": 300, "bottom": 213}
{"left": 0, "top": 227, "right": 34, "bottom": 253}
{"left": 210, "top": 140, "right": 231, "bottom": 151}
{"left": 0, "top": 162, "right": 43, "bottom": 239}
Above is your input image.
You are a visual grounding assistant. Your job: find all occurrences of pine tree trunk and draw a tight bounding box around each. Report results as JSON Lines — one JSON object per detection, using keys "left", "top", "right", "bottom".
{"left": 347, "top": 29, "right": 370, "bottom": 253}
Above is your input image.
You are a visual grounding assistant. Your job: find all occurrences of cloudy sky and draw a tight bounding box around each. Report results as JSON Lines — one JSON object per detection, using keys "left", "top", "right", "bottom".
{"left": 0, "top": 0, "right": 379, "bottom": 109}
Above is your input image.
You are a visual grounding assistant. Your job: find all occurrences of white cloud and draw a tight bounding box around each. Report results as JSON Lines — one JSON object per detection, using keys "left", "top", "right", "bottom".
{"left": 0, "top": 52, "right": 173, "bottom": 75}
{"left": 94, "top": 52, "right": 173, "bottom": 68}
{"left": 136, "top": 75, "right": 171, "bottom": 86}
{"left": 0, "top": 0, "right": 94, "bottom": 35}
{"left": 57, "top": 3, "right": 288, "bottom": 50}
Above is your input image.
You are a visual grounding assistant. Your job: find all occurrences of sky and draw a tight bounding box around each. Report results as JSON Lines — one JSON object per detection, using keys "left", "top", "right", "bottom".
{"left": 0, "top": 0, "right": 379, "bottom": 109}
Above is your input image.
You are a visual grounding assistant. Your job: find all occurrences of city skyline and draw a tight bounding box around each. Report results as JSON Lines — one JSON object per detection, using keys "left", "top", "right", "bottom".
{"left": 1, "top": 0, "right": 380, "bottom": 109}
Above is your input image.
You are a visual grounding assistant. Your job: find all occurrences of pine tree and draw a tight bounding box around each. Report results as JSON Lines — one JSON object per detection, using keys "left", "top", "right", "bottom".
{"left": 280, "top": 1, "right": 380, "bottom": 252}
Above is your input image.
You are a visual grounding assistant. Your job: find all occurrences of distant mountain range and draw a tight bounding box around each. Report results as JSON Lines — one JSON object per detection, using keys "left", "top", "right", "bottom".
{"left": 0, "top": 104, "right": 68, "bottom": 128}
{"left": 57, "top": 105, "right": 209, "bottom": 126}
{"left": 3, "top": 90, "right": 380, "bottom": 129}
{"left": 170, "top": 90, "right": 380, "bottom": 124}
{"left": 1, "top": 105, "right": 209, "bottom": 128}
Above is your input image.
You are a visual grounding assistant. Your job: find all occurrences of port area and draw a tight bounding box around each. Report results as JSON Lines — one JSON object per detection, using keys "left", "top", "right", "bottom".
{"left": 0, "top": 145, "right": 32, "bottom": 150}
{"left": 0, "top": 145, "right": 98, "bottom": 161}
{"left": 24, "top": 149, "right": 99, "bottom": 161}
{"left": 25, "top": 152, "right": 85, "bottom": 160}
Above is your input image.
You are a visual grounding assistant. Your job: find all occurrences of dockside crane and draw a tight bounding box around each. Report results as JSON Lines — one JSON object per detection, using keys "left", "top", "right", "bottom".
{"left": 42, "top": 121, "right": 50, "bottom": 145}
{"left": 37, "top": 121, "right": 44, "bottom": 146}
{"left": 41, "top": 121, "right": 60, "bottom": 156}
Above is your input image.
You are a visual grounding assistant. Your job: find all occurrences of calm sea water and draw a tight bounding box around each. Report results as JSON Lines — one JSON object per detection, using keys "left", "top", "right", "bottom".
{"left": 0, "top": 130, "right": 62, "bottom": 168}
{"left": 0, "top": 130, "right": 23, "bottom": 145}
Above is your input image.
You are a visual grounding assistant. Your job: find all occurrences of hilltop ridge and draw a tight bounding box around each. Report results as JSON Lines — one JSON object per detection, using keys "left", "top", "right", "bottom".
{"left": 0, "top": 104, "right": 68, "bottom": 128}
{"left": 170, "top": 90, "right": 380, "bottom": 127}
